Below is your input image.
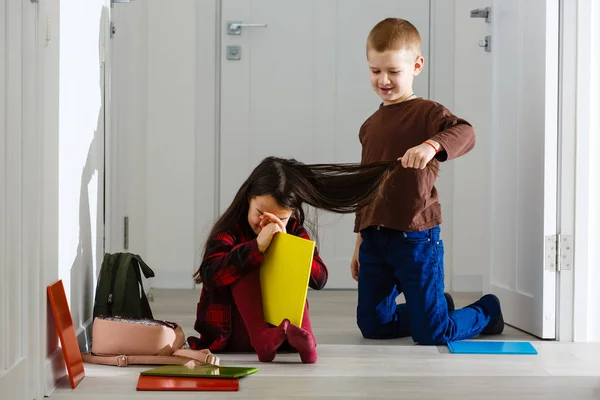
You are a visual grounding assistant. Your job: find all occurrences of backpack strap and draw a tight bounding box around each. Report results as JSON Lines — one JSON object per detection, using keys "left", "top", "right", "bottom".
{"left": 132, "top": 256, "right": 154, "bottom": 319}
{"left": 133, "top": 254, "right": 155, "bottom": 279}
{"left": 81, "top": 349, "right": 220, "bottom": 367}
{"left": 111, "top": 253, "right": 155, "bottom": 319}
{"left": 111, "top": 253, "right": 133, "bottom": 317}
{"left": 93, "top": 253, "right": 120, "bottom": 319}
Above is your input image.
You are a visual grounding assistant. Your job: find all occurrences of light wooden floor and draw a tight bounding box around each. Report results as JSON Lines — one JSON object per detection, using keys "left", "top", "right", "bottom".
{"left": 51, "top": 290, "right": 600, "bottom": 399}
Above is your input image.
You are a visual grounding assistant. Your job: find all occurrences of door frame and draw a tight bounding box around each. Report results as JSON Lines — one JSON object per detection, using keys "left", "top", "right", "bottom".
{"left": 540, "top": 0, "right": 597, "bottom": 343}
{"left": 25, "top": 2, "right": 45, "bottom": 398}
{"left": 102, "top": 2, "right": 113, "bottom": 257}
{"left": 555, "top": 0, "right": 576, "bottom": 342}
{"left": 566, "top": 0, "right": 599, "bottom": 342}
{"left": 106, "top": 2, "right": 121, "bottom": 256}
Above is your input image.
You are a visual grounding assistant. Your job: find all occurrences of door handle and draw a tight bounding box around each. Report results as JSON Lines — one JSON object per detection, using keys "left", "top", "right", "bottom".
{"left": 470, "top": 7, "right": 491, "bottom": 23}
{"left": 227, "top": 21, "right": 268, "bottom": 35}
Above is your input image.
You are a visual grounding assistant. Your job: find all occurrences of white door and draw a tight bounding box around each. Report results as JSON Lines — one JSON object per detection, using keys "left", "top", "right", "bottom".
{"left": 0, "top": 0, "right": 41, "bottom": 398}
{"left": 488, "top": 0, "right": 559, "bottom": 338}
{"left": 220, "top": 0, "right": 430, "bottom": 288}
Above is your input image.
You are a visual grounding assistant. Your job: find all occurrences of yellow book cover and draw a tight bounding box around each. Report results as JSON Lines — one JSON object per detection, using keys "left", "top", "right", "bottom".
{"left": 259, "top": 232, "right": 315, "bottom": 327}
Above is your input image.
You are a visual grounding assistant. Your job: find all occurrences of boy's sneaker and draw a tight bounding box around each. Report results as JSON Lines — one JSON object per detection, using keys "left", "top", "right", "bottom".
{"left": 444, "top": 292, "right": 455, "bottom": 313}
{"left": 478, "top": 294, "right": 505, "bottom": 335}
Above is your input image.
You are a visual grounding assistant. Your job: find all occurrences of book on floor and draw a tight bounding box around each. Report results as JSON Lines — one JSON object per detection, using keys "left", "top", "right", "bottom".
{"left": 47, "top": 279, "right": 86, "bottom": 389}
{"left": 136, "top": 375, "right": 239, "bottom": 391}
{"left": 447, "top": 341, "right": 538, "bottom": 355}
{"left": 140, "top": 364, "right": 259, "bottom": 379}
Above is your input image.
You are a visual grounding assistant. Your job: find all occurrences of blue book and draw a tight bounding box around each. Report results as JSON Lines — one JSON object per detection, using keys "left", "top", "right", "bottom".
{"left": 447, "top": 341, "right": 537, "bottom": 355}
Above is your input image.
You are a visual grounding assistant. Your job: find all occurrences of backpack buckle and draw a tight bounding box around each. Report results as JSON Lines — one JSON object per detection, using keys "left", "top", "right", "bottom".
{"left": 116, "top": 355, "right": 128, "bottom": 367}
{"left": 205, "top": 352, "right": 219, "bottom": 366}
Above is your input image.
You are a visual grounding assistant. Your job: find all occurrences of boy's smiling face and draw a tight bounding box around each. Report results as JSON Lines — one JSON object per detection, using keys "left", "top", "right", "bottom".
{"left": 367, "top": 48, "right": 424, "bottom": 105}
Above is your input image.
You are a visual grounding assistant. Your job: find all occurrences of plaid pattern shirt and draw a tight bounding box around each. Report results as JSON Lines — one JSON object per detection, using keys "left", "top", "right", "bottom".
{"left": 187, "top": 219, "right": 328, "bottom": 351}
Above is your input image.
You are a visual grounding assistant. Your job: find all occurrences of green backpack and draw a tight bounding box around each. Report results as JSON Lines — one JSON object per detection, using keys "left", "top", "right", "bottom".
{"left": 93, "top": 252, "right": 155, "bottom": 320}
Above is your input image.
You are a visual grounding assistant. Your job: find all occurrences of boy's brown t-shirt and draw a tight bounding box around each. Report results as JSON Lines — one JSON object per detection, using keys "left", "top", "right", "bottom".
{"left": 354, "top": 98, "right": 475, "bottom": 233}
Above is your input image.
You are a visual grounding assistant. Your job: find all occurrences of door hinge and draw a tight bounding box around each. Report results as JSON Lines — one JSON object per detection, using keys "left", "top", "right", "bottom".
{"left": 545, "top": 234, "right": 573, "bottom": 272}
{"left": 124, "top": 216, "right": 129, "bottom": 250}
{"left": 100, "top": 43, "right": 106, "bottom": 64}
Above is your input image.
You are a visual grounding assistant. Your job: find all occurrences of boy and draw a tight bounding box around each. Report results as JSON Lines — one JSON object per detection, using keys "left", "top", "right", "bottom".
{"left": 351, "top": 18, "right": 504, "bottom": 344}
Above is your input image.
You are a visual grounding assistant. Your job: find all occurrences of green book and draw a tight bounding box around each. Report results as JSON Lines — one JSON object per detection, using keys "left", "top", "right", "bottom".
{"left": 140, "top": 364, "right": 259, "bottom": 379}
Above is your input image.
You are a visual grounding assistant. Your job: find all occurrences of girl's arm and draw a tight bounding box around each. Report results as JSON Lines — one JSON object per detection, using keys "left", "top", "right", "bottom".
{"left": 289, "top": 221, "right": 328, "bottom": 290}
{"left": 200, "top": 231, "right": 264, "bottom": 290}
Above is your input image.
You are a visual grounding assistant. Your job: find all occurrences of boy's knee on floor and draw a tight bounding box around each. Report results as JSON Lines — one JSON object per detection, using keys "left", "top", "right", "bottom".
{"left": 411, "top": 326, "right": 447, "bottom": 345}
{"left": 357, "top": 318, "right": 386, "bottom": 339}
{"left": 360, "top": 329, "right": 381, "bottom": 340}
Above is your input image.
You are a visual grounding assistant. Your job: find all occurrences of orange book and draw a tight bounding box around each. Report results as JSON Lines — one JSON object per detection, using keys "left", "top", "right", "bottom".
{"left": 136, "top": 375, "right": 239, "bottom": 391}
{"left": 47, "top": 280, "right": 86, "bottom": 389}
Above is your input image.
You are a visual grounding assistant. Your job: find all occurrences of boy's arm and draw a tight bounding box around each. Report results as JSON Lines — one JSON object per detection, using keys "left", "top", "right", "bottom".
{"left": 354, "top": 210, "right": 362, "bottom": 233}
{"left": 290, "top": 221, "right": 328, "bottom": 290}
{"left": 427, "top": 104, "right": 476, "bottom": 161}
{"left": 200, "top": 231, "right": 264, "bottom": 290}
{"left": 353, "top": 133, "right": 366, "bottom": 233}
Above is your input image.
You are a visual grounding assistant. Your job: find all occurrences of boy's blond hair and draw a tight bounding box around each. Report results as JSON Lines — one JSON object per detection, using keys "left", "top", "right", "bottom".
{"left": 366, "top": 18, "right": 421, "bottom": 59}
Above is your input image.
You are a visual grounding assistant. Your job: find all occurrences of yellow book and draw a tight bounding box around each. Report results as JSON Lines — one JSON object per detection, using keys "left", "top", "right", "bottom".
{"left": 259, "top": 232, "right": 315, "bottom": 327}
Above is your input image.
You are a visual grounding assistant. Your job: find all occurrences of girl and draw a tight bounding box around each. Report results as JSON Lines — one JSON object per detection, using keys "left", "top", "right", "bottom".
{"left": 187, "top": 156, "right": 395, "bottom": 363}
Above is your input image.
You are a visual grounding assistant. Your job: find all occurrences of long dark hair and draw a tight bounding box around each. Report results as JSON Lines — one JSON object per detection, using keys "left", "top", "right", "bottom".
{"left": 193, "top": 156, "right": 397, "bottom": 283}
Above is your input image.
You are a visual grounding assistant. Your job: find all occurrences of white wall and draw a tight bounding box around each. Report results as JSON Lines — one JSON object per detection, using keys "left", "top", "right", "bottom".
{"left": 58, "top": 0, "right": 107, "bottom": 341}
{"left": 43, "top": 0, "right": 109, "bottom": 394}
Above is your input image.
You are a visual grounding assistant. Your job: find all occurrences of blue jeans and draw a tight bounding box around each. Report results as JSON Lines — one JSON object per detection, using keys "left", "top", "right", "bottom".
{"left": 356, "top": 226, "right": 490, "bottom": 344}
